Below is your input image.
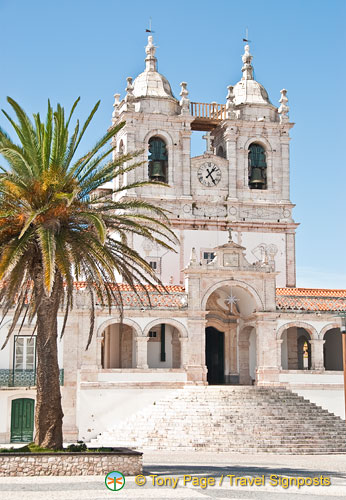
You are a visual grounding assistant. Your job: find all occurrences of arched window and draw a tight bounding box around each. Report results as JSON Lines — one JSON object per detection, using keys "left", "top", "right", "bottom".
{"left": 217, "top": 146, "right": 226, "bottom": 158}
{"left": 148, "top": 137, "right": 168, "bottom": 183}
{"left": 118, "top": 140, "right": 124, "bottom": 155}
{"left": 248, "top": 143, "right": 267, "bottom": 190}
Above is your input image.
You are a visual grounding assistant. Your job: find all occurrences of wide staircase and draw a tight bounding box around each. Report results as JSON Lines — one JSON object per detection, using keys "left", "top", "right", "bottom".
{"left": 90, "top": 386, "right": 346, "bottom": 454}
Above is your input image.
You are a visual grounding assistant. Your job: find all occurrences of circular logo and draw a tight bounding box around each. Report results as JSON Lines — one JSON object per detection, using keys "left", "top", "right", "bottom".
{"left": 105, "top": 470, "right": 126, "bottom": 491}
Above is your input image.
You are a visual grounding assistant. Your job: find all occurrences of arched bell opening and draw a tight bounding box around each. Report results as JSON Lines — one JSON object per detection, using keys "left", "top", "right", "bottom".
{"left": 101, "top": 323, "right": 135, "bottom": 368}
{"left": 323, "top": 328, "right": 343, "bottom": 370}
{"left": 148, "top": 136, "right": 168, "bottom": 183}
{"left": 217, "top": 145, "right": 226, "bottom": 158}
{"left": 248, "top": 143, "right": 267, "bottom": 190}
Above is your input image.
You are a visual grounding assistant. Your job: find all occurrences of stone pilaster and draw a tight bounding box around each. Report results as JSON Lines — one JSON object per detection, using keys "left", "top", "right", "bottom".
{"left": 310, "top": 339, "right": 325, "bottom": 371}
{"left": 135, "top": 337, "right": 148, "bottom": 369}
{"left": 238, "top": 339, "right": 251, "bottom": 385}
{"left": 256, "top": 319, "right": 280, "bottom": 385}
{"left": 180, "top": 337, "right": 188, "bottom": 369}
{"left": 287, "top": 327, "right": 298, "bottom": 369}
{"left": 181, "top": 131, "right": 192, "bottom": 196}
{"left": 224, "top": 127, "right": 238, "bottom": 200}
{"left": 286, "top": 232, "right": 296, "bottom": 287}
{"left": 61, "top": 312, "right": 81, "bottom": 442}
{"left": 186, "top": 317, "right": 207, "bottom": 383}
{"left": 277, "top": 339, "right": 283, "bottom": 370}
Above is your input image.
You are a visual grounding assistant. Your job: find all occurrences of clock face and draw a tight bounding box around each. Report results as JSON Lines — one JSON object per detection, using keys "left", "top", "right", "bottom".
{"left": 197, "top": 162, "right": 221, "bottom": 187}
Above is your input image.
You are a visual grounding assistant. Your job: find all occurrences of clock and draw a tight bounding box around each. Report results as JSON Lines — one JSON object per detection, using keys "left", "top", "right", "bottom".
{"left": 197, "top": 162, "right": 221, "bottom": 187}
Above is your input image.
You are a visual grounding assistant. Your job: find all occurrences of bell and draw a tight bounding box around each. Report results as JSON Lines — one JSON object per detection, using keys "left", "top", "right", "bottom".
{"left": 150, "top": 161, "right": 165, "bottom": 181}
{"left": 249, "top": 167, "right": 265, "bottom": 189}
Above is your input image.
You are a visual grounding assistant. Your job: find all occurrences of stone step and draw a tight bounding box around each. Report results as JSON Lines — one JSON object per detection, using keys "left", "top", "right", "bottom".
{"left": 89, "top": 386, "right": 346, "bottom": 454}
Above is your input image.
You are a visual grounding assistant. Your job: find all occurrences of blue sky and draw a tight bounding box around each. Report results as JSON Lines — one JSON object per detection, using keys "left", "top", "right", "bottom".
{"left": 0, "top": 0, "right": 345, "bottom": 288}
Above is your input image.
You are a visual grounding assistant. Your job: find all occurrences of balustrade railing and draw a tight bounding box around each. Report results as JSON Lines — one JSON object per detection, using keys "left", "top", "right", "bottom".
{"left": 190, "top": 102, "right": 226, "bottom": 120}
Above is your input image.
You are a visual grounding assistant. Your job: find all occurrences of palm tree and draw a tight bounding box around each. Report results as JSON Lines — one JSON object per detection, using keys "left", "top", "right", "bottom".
{"left": 0, "top": 97, "right": 176, "bottom": 449}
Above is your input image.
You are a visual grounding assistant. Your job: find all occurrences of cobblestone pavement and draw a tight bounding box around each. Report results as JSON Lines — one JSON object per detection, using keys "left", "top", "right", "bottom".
{"left": 0, "top": 452, "right": 345, "bottom": 499}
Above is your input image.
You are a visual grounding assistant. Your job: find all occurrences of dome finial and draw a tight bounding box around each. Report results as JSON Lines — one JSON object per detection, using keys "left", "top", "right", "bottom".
{"left": 145, "top": 35, "right": 157, "bottom": 72}
{"left": 241, "top": 44, "right": 254, "bottom": 80}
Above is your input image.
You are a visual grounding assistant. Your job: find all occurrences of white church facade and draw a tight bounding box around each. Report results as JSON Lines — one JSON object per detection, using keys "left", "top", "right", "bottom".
{"left": 0, "top": 37, "right": 344, "bottom": 445}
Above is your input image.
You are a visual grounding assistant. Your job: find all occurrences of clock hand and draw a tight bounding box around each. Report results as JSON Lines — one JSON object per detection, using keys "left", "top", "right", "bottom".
{"left": 206, "top": 167, "right": 217, "bottom": 185}
{"left": 205, "top": 166, "right": 217, "bottom": 179}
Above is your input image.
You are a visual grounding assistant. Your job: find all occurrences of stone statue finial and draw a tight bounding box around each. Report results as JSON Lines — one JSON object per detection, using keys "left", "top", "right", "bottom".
{"left": 278, "top": 89, "right": 289, "bottom": 123}
{"left": 189, "top": 247, "right": 198, "bottom": 267}
{"left": 228, "top": 227, "right": 233, "bottom": 242}
{"left": 112, "top": 93, "right": 121, "bottom": 119}
{"left": 226, "top": 85, "right": 236, "bottom": 119}
{"left": 179, "top": 82, "right": 190, "bottom": 115}
{"left": 241, "top": 44, "right": 254, "bottom": 80}
{"left": 125, "top": 77, "right": 135, "bottom": 110}
{"left": 145, "top": 35, "right": 157, "bottom": 72}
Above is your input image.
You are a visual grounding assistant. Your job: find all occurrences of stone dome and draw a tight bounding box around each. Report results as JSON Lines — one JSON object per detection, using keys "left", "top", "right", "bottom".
{"left": 133, "top": 70, "right": 175, "bottom": 99}
{"left": 132, "top": 35, "right": 176, "bottom": 100}
{"left": 232, "top": 44, "right": 271, "bottom": 106}
{"left": 233, "top": 79, "right": 270, "bottom": 105}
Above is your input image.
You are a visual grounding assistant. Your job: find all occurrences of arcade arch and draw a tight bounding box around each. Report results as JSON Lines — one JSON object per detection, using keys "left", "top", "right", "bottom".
{"left": 278, "top": 323, "right": 316, "bottom": 370}
{"left": 323, "top": 327, "right": 343, "bottom": 371}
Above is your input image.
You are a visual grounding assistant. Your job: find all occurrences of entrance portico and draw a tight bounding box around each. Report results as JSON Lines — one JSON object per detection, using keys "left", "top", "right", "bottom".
{"left": 184, "top": 234, "right": 280, "bottom": 386}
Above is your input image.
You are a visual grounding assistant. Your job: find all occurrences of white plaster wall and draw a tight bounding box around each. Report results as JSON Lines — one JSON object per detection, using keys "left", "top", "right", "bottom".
{"left": 77, "top": 388, "right": 179, "bottom": 441}
{"left": 183, "top": 229, "right": 229, "bottom": 268}
{"left": 0, "top": 340, "right": 11, "bottom": 370}
{"left": 147, "top": 325, "right": 173, "bottom": 368}
{"left": 241, "top": 231, "right": 286, "bottom": 286}
{"left": 132, "top": 233, "right": 181, "bottom": 285}
{"left": 292, "top": 389, "right": 345, "bottom": 420}
{"left": 0, "top": 317, "right": 64, "bottom": 371}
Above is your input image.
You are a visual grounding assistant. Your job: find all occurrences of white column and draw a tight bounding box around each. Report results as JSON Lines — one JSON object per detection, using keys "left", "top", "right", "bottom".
{"left": 135, "top": 336, "right": 148, "bottom": 369}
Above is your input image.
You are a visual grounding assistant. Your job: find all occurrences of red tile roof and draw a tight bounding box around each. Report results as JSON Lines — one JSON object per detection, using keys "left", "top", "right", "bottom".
{"left": 276, "top": 288, "right": 346, "bottom": 298}
{"left": 276, "top": 288, "right": 346, "bottom": 311}
{"left": 73, "top": 282, "right": 185, "bottom": 293}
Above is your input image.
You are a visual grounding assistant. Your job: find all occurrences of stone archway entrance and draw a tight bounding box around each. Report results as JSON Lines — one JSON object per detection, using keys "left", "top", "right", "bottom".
{"left": 206, "top": 326, "right": 224, "bottom": 385}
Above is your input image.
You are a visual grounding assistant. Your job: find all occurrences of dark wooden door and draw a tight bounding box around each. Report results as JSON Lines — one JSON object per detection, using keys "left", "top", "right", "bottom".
{"left": 206, "top": 327, "right": 224, "bottom": 384}
{"left": 11, "top": 398, "right": 34, "bottom": 443}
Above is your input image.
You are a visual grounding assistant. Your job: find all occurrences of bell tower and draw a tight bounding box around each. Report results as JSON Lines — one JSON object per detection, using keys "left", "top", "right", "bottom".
{"left": 111, "top": 35, "right": 194, "bottom": 199}
{"left": 111, "top": 38, "right": 297, "bottom": 288}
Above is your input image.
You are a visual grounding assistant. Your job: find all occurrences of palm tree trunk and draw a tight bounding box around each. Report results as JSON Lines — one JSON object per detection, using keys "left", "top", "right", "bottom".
{"left": 33, "top": 268, "right": 64, "bottom": 449}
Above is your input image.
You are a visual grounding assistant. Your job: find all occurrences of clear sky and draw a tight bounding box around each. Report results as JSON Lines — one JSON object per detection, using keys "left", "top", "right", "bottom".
{"left": 0, "top": 0, "right": 345, "bottom": 288}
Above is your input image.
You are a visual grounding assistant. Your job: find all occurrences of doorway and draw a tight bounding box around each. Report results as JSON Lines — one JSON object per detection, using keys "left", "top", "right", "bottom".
{"left": 205, "top": 327, "right": 224, "bottom": 384}
{"left": 11, "top": 398, "right": 34, "bottom": 443}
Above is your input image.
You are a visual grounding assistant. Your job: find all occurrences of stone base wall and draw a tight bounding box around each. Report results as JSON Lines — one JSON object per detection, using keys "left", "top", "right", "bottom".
{"left": 0, "top": 450, "right": 142, "bottom": 476}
